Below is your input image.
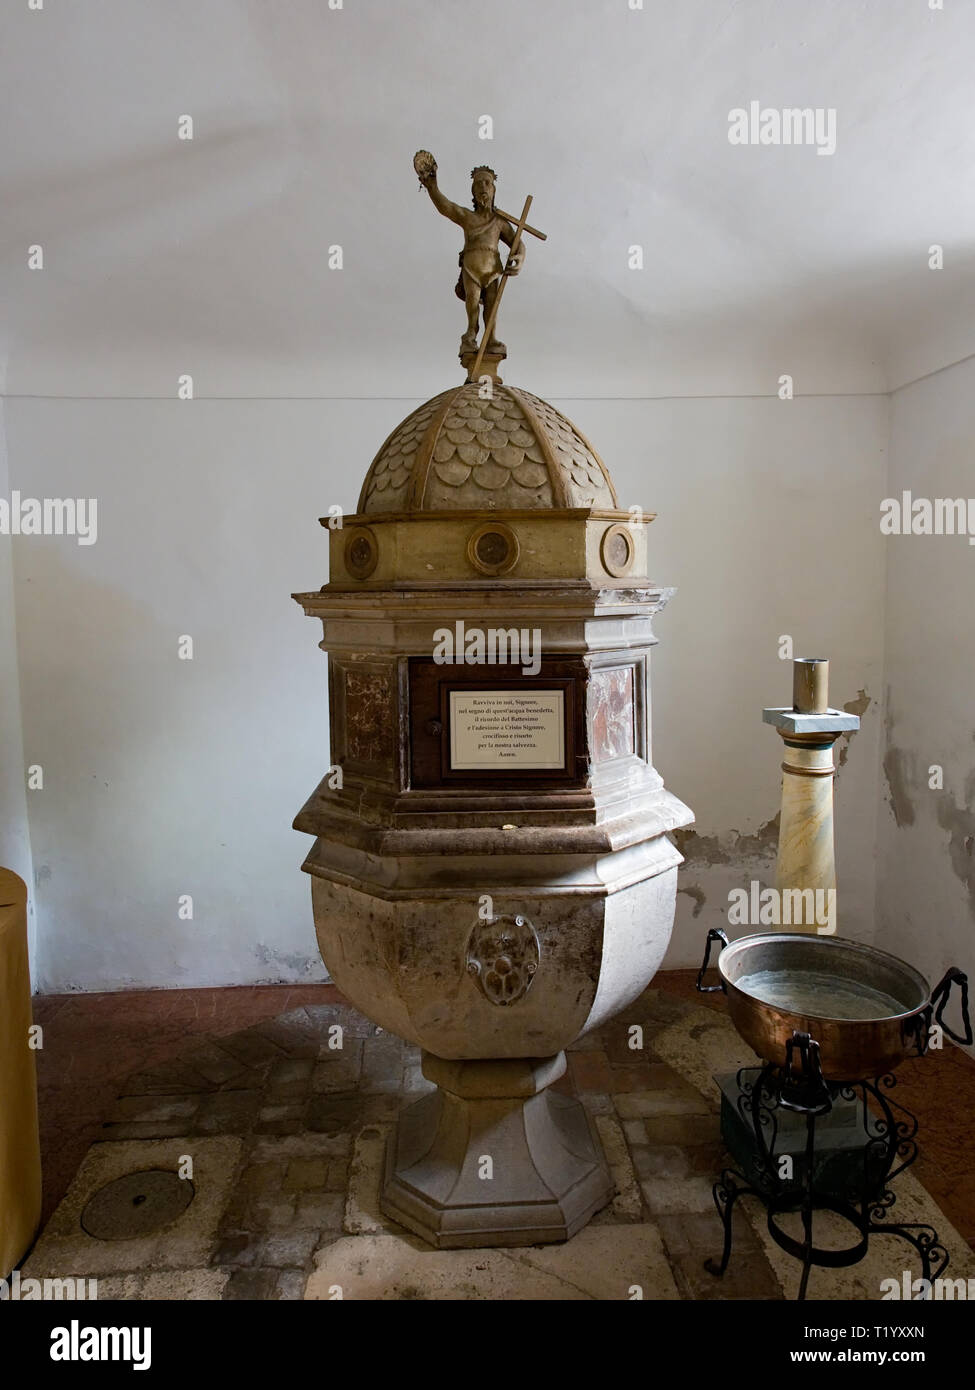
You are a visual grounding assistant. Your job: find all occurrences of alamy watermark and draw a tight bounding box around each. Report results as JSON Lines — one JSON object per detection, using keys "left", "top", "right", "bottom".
{"left": 728, "top": 102, "right": 836, "bottom": 156}
{"left": 50, "top": 1319, "right": 150, "bottom": 1370}
{"left": 433, "top": 620, "right": 541, "bottom": 677}
{"left": 880, "top": 491, "right": 975, "bottom": 545}
{"left": 1, "top": 1269, "right": 97, "bottom": 1300}
{"left": 882, "top": 1269, "right": 975, "bottom": 1300}
{"left": 728, "top": 881, "right": 836, "bottom": 934}
{"left": 0, "top": 492, "right": 97, "bottom": 545}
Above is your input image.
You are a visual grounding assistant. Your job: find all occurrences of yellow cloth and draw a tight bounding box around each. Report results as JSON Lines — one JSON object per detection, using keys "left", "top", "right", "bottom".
{"left": 0, "top": 869, "right": 41, "bottom": 1276}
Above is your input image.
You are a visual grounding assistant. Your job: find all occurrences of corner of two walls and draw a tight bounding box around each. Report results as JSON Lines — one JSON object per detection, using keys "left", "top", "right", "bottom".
{"left": 877, "top": 358, "right": 975, "bottom": 1056}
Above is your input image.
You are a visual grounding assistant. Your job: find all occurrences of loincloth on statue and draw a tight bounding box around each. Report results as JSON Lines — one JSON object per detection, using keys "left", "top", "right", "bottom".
{"left": 455, "top": 251, "right": 506, "bottom": 300}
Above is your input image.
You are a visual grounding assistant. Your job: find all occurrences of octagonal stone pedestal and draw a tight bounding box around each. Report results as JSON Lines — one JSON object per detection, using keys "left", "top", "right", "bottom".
{"left": 303, "top": 827, "right": 686, "bottom": 1246}
{"left": 382, "top": 1054, "right": 611, "bottom": 1249}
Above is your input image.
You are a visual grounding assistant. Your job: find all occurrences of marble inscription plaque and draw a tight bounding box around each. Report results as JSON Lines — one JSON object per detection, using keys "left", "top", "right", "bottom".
{"left": 448, "top": 690, "right": 565, "bottom": 771}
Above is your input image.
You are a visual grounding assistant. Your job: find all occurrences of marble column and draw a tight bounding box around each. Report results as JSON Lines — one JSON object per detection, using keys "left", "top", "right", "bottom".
{"left": 763, "top": 659, "right": 859, "bottom": 934}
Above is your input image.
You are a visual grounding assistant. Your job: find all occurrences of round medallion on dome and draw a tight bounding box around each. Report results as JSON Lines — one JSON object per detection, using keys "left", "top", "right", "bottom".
{"left": 344, "top": 526, "right": 379, "bottom": 579}
{"left": 600, "top": 523, "right": 636, "bottom": 578}
{"left": 466, "top": 520, "right": 520, "bottom": 576}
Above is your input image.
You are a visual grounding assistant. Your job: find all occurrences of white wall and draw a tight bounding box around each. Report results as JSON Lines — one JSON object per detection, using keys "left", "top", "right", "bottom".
{"left": 4, "top": 398, "right": 383, "bottom": 990}
{"left": 878, "top": 358, "right": 975, "bottom": 1051}
{"left": 0, "top": 403, "right": 35, "bottom": 967}
{"left": 13, "top": 0, "right": 971, "bottom": 404}
{"left": 566, "top": 394, "right": 888, "bottom": 967}
{"left": 4, "top": 388, "right": 888, "bottom": 987}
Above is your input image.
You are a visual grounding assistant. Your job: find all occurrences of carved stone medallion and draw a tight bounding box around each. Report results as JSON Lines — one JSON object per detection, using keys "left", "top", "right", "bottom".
{"left": 466, "top": 913, "right": 539, "bottom": 1006}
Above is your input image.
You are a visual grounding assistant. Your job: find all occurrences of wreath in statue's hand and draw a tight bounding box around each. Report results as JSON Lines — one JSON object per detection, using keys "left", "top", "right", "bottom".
{"left": 413, "top": 150, "right": 437, "bottom": 184}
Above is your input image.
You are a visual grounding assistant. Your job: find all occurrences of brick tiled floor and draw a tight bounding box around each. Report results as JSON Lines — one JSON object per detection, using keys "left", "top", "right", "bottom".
{"left": 32, "top": 983, "right": 339, "bottom": 1224}
{"left": 24, "top": 974, "right": 975, "bottom": 1298}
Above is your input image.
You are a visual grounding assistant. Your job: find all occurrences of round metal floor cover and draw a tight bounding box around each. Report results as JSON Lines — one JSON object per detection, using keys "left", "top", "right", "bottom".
{"left": 81, "top": 1169, "right": 195, "bottom": 1241}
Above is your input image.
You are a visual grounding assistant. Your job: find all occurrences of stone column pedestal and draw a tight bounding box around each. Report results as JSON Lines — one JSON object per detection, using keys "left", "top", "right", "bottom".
{"left": 380, "top": 1052, "right": 612, "bottom": 1249}
{"left": 762, "top": 707, "right": 860, "bottom": 932}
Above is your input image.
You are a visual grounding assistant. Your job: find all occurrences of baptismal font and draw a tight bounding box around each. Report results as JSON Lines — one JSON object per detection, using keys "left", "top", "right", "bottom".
{"left": 293, "top": 154, "right": 693, "bottom": 1247}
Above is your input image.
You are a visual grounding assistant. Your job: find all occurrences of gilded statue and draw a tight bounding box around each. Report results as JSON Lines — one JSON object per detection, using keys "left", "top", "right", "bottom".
{"left": 413, "top": 151, "right": 545, "bottom": 367}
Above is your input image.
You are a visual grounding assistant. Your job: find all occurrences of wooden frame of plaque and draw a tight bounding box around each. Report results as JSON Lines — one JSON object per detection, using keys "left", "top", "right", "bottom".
{"left": 408, "top": 657, "right": 587, "bottom": 788}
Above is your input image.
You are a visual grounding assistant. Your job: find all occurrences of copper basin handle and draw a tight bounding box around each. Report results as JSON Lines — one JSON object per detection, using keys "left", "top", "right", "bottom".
{"left": 929, "top": 967, "right": 972, "bottom": 1049}
{"left": 909, "top": 967, "right": 972, "bottom": 1056}
{"left": 696, "top": 928, "right": 729, "bottom": 994}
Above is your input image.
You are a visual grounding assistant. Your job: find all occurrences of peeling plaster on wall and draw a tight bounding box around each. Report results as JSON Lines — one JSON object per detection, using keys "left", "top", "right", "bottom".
{"left": 882, "top": 697, "right": 917, "bottom": 828}
{"left": 54, "top": 977, "right": 146, "bottom": 994}
{"left": 880, "top": 700, "right": 975, "bottom": 920}
{"left": 677, "top": 884, "right": 707, "bottom": 918}
{"left": 882, "top": 714, "right": 918, "bottom": 830}
{"left": 843, "top": 690, "right": 872, "bottom": 720}
{"left": 674, "top": 815, "right": 780, "bottom": 873}
{"left": 836, "top": 689, "right": 872, "bottom": 773}
{"left": 731, "top": 813, "right": 781, "bottom": 862}
{"left": 672, "top": 829, "right": 730, "bottom": 866}
{"left": 881, "top": 687, "right": 975, "bottom": 924}
{"left": 882, "top": 745, "right": 916, "bottom": 827}
{"left": 254, "top": 943, "right": 327, "bottom": 982}
{"left": 935, "top": 769, "right": 975, "bottom": 922}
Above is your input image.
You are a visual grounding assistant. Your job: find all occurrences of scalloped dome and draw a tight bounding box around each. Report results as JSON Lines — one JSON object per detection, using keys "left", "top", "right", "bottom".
{"left": 357, "top": 382, "right": 618, "bottom": 514}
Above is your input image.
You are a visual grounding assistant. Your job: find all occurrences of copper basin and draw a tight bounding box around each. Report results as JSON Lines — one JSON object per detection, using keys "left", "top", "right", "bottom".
{"left": 697, "top": 931, "right": 971, "bottom": 1081}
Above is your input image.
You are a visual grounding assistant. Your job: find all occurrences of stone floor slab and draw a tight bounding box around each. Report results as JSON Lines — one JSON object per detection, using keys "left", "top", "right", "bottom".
{"left": 594, "top": 1114, "right": 643, "bottom": 1221}
{"left": 305, "top": 1233, "right": 585, "bottom": 1300}
{"left": 515, "top": 1222, "right": 680, "bottom": 1301}
{"left": 24, "top": 1137, "right": 241, "bottom": 1278}
{"left": 343, "top": 1123, "right": 397, "bottom": 1235}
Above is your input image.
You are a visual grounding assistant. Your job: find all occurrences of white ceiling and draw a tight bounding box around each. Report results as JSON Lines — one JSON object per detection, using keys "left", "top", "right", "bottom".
{"left": 2, "top": 0, "right": 974, "bottom": 400}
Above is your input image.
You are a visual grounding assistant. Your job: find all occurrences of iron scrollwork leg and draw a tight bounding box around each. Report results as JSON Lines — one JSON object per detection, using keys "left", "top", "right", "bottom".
{"left": 857, "top": 1073, "right": 949, "bottom": 1287}
{"left": 706, "top": 1037, "right": 949, "bottom": 1301}
{"left": 705, "top": 1168, "right": 753, "bottom": 1277}
{"left": 705, "top": 1060, "right": 784, "bottom": 1283}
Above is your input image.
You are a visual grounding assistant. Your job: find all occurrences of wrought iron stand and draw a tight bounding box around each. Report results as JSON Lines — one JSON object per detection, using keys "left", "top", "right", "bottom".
{"left": 706, "top": 1032, "right": 948, "bottom": 1301}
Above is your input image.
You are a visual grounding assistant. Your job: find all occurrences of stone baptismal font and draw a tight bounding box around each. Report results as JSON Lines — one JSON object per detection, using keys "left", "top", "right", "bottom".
{"left": 293, "top": 154, "right": 693, "bottom": 1248}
